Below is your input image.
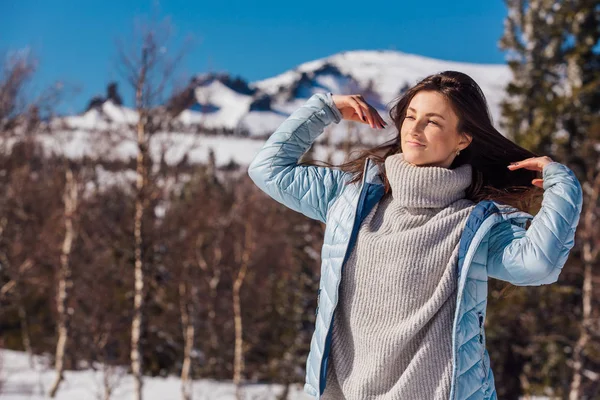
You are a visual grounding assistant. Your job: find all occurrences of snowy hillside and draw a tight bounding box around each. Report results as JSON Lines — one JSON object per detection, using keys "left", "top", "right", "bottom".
{"left": 45, "top": 49, "right": 512, "bottom": 167}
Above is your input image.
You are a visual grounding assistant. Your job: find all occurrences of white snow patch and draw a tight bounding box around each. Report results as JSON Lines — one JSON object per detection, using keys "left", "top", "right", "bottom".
{"left": 0, "top": 349, "right": 312, "bottom": 400}
{"left": 60, "top": 101, "right": 139, "bottom": 131}
{"left": 237, "top": 111, "right": 288, "bottom": 137}
{"left": 193, "top": 80, "right": 254, "bottom": 130}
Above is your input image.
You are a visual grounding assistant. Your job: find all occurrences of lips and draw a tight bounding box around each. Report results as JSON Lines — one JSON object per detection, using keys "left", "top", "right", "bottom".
{"left": 406, "top": 140, "right": 425, "bottom": 147}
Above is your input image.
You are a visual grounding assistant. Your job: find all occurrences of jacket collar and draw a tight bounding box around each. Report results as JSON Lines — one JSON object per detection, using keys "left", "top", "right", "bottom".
{"left": 364, "top": 156, "right": 384, "bottom": 186}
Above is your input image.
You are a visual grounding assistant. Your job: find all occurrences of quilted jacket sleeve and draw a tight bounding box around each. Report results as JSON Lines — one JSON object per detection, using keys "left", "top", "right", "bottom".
{"left": 486, "top": 162, "right": 583, "bottom": 286}
{"left": 247, "top": 92, "right": 351, "bottom": 223}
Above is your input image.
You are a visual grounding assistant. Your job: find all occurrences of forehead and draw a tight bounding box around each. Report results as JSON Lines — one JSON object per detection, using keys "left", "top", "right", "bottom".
{"left": 408, "top": 91, "right": 453, "bottom": 114}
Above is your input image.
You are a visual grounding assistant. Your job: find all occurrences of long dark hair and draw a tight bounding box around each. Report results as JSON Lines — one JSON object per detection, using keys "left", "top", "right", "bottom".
{"left": 305, "top": 71, "right": 543, "bottom": 212}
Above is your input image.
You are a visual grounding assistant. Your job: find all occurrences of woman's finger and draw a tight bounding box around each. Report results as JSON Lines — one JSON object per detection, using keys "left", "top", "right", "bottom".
{"left": 350, "top": 97, "right": 375, "bottom": 128}
{"left": 354, "top": 97, "right": 386, "bottom": 128}
{"left": 347, "top": 99, "right": 367, "bottom": 124}
{"left": 353, "top": 97, "right": 385, "bottom": 128}
{"left": 532, "top": 178, "right": 544, "bottom": 189}
{"left": 351, "top": 97, "right": 373, "bottom": 126}
{"left": 507, "top": 158, "right": 544, "bottom": 171}
{"left": 369, "top": 107, "right": 387, "bottom": 128}
{"left": 348, "top": 97, "right": 368, "bottom": 125}
{"left": 508, "top": 156, "right": 554, "bottom": 172}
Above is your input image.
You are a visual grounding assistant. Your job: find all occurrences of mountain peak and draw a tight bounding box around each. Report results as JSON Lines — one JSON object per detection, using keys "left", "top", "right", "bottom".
{"left": 69, "top": 49, "right": 510, "bottom": 139}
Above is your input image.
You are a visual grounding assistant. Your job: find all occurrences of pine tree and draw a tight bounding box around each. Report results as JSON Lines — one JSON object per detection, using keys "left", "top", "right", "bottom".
{"left": 499, "top": 1, "right": 600, "bottom": 398}
{"left": 499, "top": 0, "right": 567, "bottom": 154}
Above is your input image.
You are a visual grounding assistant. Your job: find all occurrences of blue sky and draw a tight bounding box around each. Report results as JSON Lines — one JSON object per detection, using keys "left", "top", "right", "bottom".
{"left": 1, "top": 0, "right": 509, "bottom": 114}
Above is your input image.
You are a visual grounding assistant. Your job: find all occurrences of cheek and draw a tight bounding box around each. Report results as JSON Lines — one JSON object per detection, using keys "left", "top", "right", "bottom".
{"left": 400, "top": 121, "right": 409, "bottom": 135}
{"left": 400, "top": 126, "right": 407, "bottom": 138}
{"left": 427, "top": 129, "right": 455, "bottom": 148}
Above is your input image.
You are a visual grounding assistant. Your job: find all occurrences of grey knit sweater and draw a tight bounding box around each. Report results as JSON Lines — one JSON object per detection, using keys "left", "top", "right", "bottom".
{"left": 321, "top": 153, "right": 476, "bottom": 400}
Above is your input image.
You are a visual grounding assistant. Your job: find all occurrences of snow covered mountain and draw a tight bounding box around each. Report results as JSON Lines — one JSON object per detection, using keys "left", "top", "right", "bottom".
{"left": 47, "top": 50, "right": 512, "bottom": 167}
{"left": 64, "top": 50, "right": 511, "bottom": 135}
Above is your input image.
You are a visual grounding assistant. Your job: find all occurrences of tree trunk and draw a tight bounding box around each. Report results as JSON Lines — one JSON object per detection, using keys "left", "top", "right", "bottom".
{"left": 232, "top": 275, "right": 246, "bottom": 399}
{"left": 103, "top": 370, "right": 113, "bottom": 400}
{"left": 49, "top": 168, "right": 78, "bottom": 398}
{"left": 16, "top": 290, "right": 33, "bottom": 368}
{"left": 569, "top": 259, "right": 592, "bottom": 400}
{"left": 569, "top": 174, "right": 599, "bottom": 400}
{"left": 196, "top": 234, "right": 222, "bottom": 375}
{"left": 132, "top": 137, "right": 146, "bottom": 400}
{"left": 179, "top": 279, "right": 194, "bottom": 400}
{"left": 131, "top": 51, "right": 148, "bottom": 400}
{"left": 233, "top": 224, "right": 252, "bottom": 399}
{"left": 206, "top": 284, "right": 220, "bottom": 375}
{"left": 103, "top": 366, "right": 114, "bottom": 400}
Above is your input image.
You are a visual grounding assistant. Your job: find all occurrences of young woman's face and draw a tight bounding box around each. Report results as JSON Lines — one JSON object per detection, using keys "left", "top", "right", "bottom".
{"left": 400, "top": 90, "right": 472, "bottom": 168}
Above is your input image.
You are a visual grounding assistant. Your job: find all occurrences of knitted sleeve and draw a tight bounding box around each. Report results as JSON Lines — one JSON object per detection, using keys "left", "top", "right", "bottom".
{"left": 248, "top": 92, "right": 351, "bottom": 223}
{"left": 486, "top": 162, "right": 583, "bottom": 286}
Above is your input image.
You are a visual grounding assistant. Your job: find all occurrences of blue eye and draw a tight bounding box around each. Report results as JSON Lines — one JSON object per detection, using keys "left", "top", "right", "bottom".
{"left": 428, "top": 120, "right": 439, "bottom": 126}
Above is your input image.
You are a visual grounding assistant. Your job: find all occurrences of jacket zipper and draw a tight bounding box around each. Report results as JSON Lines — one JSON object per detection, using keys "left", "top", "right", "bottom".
{"left": 478, "top": 311, "right": 489, "bottom": 383}
{"left": 318, "top": 157, "right": 372, "bottom": 396}
{"left": 450, "top": 210, "right": 498, "bottom": 400}
{"left": 315, "top": 288, "right": 321, "bottom": 316}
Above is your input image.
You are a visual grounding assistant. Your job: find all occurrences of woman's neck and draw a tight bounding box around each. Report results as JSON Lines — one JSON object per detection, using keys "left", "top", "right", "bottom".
{"left": 383, "top": 153, "right": 472, "bottom": 209}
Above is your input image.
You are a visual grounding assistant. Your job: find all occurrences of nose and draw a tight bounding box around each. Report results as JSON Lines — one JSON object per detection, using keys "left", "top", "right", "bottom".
{"left": 409, "top": 128, "right": 424, "bottom": 138}
{"left": 408, "top": 120, "right": 425, "bottom": 134}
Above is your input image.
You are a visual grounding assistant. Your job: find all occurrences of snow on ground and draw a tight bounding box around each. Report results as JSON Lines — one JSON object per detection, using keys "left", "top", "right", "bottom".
{"left": 0, "top": 350, "right": 553, "bottom": 400}
{"left": 0, "top": 350, "right": 311, "bottom": 400}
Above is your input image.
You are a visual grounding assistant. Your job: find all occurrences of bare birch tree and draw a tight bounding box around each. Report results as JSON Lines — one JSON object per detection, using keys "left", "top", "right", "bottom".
{"left": 0, "top": 51, "right": 65, "bottom": 372}
{"left": 230, "top": 185, "right": 259, "bottom": 400}
{"left": 48, "top": 166, "right": 79, "bottom": 397}
{"left": 0, "top": 56, "right": 37, "bottom": 364}
{"left": 116, "top": 16, "right": 189, "bottom": 400}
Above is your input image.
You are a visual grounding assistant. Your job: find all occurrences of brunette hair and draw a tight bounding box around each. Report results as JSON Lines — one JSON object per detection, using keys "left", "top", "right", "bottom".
{"left": 304, "top": 70, "right": 543, "bottom": 212}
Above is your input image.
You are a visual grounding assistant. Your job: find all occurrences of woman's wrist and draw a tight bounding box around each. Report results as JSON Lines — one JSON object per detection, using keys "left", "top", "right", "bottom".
{"left": 323, "top": 92, "right": 343, "bottom": 122}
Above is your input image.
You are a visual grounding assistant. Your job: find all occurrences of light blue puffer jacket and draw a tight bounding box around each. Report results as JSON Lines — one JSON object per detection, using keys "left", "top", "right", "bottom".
{"left": 247, "top": 92, "right": 583, "bottom": 399}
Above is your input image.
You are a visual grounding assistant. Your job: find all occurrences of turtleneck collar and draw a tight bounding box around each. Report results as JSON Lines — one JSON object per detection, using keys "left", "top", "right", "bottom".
{"left": 383, "top": 153, "right": 472, "bottom": 209}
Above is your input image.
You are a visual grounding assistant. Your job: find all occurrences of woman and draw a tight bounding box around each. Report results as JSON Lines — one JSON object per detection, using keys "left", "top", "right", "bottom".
{"left": 247, "top": 71, "right": 583, "bottom": 400}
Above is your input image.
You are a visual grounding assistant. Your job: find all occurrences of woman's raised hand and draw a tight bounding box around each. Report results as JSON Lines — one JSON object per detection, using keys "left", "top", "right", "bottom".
{"left": 331, "top": 94, "right": 388, "bottom": 129}
{"left": 507, "top": 156, "right": 554, "bottom": 189}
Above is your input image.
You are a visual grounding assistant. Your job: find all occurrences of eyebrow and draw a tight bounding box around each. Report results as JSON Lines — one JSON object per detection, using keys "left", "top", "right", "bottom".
{"left": 407, "top": 107, "right": 446, "bottom": 120}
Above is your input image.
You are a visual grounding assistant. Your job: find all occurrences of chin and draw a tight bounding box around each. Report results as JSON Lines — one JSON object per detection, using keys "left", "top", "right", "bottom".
{"left": 401, "top": 152, "right": 426, "bottom": 165}
{"left": 402, "top": 153, "right": 446, "bottom": 168}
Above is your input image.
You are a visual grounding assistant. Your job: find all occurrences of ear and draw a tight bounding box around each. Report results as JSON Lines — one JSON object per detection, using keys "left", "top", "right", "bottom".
{"left": 458, "top": 132, "right": 473, "bottom": 150}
